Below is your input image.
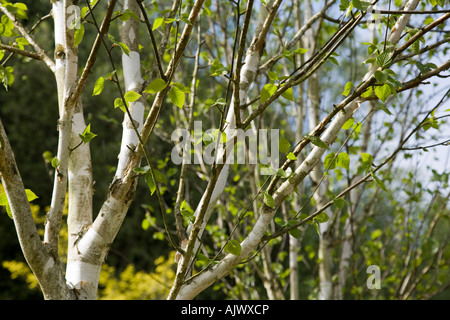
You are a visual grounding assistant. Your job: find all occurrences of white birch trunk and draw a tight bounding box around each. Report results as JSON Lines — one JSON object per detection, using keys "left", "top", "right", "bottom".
{"left": 116, "top": 0, "right": 144, "bottom": 179}
{"left": 181, "top": 2, "right": 271, "bottom": 268}
{"left": 303, "top": 0, "right": 333, "bottom": 300}
{"left": 65, "top": 0, "right": 143, "bottom": 299}
{"left": 49, "top": 0, "right": 96, "bottom": 299}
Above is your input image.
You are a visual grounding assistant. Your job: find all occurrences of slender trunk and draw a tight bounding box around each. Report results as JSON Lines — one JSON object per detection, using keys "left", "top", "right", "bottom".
{"left": 0, "top": 118, "right": 72, "bottom": 299}
{"left": 303, "top": 0, "right": 333, "bottom": 300}
{"left": 64, "top": 0, "right": 142, "bottom": 299}
{"left": 49, "top": 0, "right": 96, "bottom": 299}
{"left": 175, "top": 0, "right": 273, "bottom": 280}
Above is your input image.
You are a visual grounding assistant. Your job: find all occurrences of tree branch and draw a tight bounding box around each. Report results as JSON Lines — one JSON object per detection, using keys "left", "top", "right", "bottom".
{"left": 0, "top": 43, "right": 43, "bottom": 61}
{"left": 0, "top": 6, "right": 55, "bottom": 72}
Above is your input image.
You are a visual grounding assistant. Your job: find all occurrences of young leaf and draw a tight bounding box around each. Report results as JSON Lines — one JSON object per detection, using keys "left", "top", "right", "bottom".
{"left": 376, "top": 51, "right": 392, "bottom": 69}
{"left": 225, "top": 239, "right": 241, "bottom": 256}
{"left": 73, "top": 23, "right": 85, "bottom": 47}
{"left": 114, "top": 97, "right": 127, "bottom": 112}
{"left": 374, "top": 70, "right": 387, "bottom": 83}
{"left": 263, "top": 191, "right": 275, "bottom": 208}
{"left": 268, "top": 70, "right": 278, "bottom": 82}
{"left": 169, "top": 85, "right": 185, "bottom": 108}
{"left": 51, "top": 157, "right": 60, "bottom": 169}
{"left": 371, "top": 229, "right": 382, "bottom": 239}
{"left": 145, "top": 172, "right": 156, "bottom": 195}
{"left": 336, "top": 152, "right": 350, "bottom": 171}
{"left": 294, "top": 48, "right": 309, "bottom": 55}
{"left": 333, "top": 198, "right": 346, "bottom": 209}
{"left": 287, "top": 152, "right": 297, "bottom": 161}
{"left": 281, "top": 87, "right": 294, "bottom": 101}
{"left": 144, "top": 78, "right": 167, "bottom": 94}
{"left": 371, "top": 171, "right": 387, "bottom": 191}
{"left": 92, "top": 77, "right": 105, "bottom": 96}
{"left": 79, "top": 124, "right": 97, "bottom": 143}
{"left": 324, "top": 152, "right": 336, "bottom": 170}
{"left": 279, "top": 137, "right": 291, "bottom": 154}
{"left": 341, "top": 81, "right": 354, "bottom": 96}
{"left": 124, "top": 90, "right": 141, "bottom": 103}
{"left": 260, "top": 83, "right": 277, "bottom": 104}
{"left": 25, "top": 189, "right": 38, "bottom": 203}
{"left": 361, "top": 86, "right": 373, "bottom": 98}
{"left": 307, "top": 135, "right": 328, "bottom": 149}
{"left": 118, "top": 42, "right": 131, "bottom": 56}
{"left": 275, "top": 217, "right": 286, "bottom": 226}
{"left": 153, "top": 17, "right": 164, "bottom": 31}
{"left": 374, "top": 83, "right": 391, "bottom": 102}
{"left": 315, "top": 212, "right": 329, "bottom": 223}
{"left": 342, "top": 117, "right": 355, "bottom": 130}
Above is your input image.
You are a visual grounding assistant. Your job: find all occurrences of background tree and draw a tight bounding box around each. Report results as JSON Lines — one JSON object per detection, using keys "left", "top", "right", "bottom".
{"left": 0, "top": 0, "right": 449, "bottom": 300}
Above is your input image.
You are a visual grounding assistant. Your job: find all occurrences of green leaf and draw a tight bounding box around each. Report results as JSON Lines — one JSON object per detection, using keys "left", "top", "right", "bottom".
{"left": 92, "top": 77, "right": 105, "bottom": 96}
{"left": 361, "top": 87, "right": 373, "bottom": 98}
{"left": 287, "top": 152, "right": 297, "bottom": 161}
{"left": 79, "top": 124, "right": 97, "bottom": 143}
{"left": 225, "top": 239, "right": 241, "bottom": 256}
{"left": 114, "top": 97, "right": 127, "bottom": 112}
{"left": 153, "top": 17, "right": 164, "bottom": 31}
{"left": 11, "top": 2, "right": 28, "bottom": 20}
{"left": 339, "top": 0, "right": 350, "bottom": 11}
{"left": 289, "top": 228, "right": 301, "bottom": 238}
{"left": 169, "top": 85, "right": 185, "bottom": 108}
{"left": 336, "top": 152, "right": 350, "bottom": 171}
{"left": 118, "top": 42, "right": 130, "bottom": 56}
{"left": 260, "top": 83, "right": 277, "bottom": 104}
{"left": 25, "top": 189, "right": 38, "bottom": 203}
{"left": 268, "top": 70, "right": 278, "bottom": 81}
{"left": 324, "top": 152, "right": 336, "bottom": 170}
{"left": 124, "top": 90, "right": 141, "bottom": 103}
{"left": 371, "top": 171, "right": 387, "bottom": 191}
{"left": 281, "top": 87, "right": 294, "bottom": 101}
{"left": 333, "top": 198, "right": 346, "bottom": 209}
{"left": 371, "top": 229, "right": 382, "bottom": 239}
{"left": 73, "top": 23, "right": 85, "bottom": 47}
{"left": 279, "top": 137, "right": 291, "bottom": 154}
{"left": 315, "top": 212, "right": 329, "bottom": 223}
{"left": 341, "top": 81, "right": 354, "bottom": 96}
{"left": 133, "top": 165, "right": 150, "bottom": 174}
{"left": 144, "top": 78, "right": 167, "bottom": 94}
{"left": 294, "top": 48, "right": 309, "bottom": 55}
{"left": 376, "top": 51, "right": 392, "bottom": 69}
{"left": 0, "top": 184, "right": 8, "bottom": 206}
{"left": 263, "top": 191, "right": 275, "bottom": 208}
{"left": 275, "top": 217, "right": 285, "bottom": 226}
{"left": 307, "top": 135, "right": 328, "bottom": 149}
{"left": 374, "top": 70, "right": 388, "bottom": 83}
{"left": 145, "top": 172, "right": 156, "bottom": 195}
{"left": 342, "top": 117, "right": 355, "bottom": 130}
{"left": 153, "top": 169, "right": 167, "bottom": 185}
{"left": 51, "top": 157, "right": 60, "bottom": 169}
{"left": 374, "top": 83, "right": 391, "bottom": 102}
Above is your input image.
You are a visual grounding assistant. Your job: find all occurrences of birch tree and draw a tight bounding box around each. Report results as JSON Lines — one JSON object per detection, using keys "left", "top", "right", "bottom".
{"left": 0, "top": 0, "right": 449, "bottom": 300}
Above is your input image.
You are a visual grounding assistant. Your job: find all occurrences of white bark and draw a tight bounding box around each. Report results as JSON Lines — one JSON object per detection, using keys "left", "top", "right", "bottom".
{"left": 49, "top": 0, "right": 96, "bottom": 299}
{"left": 116, "top": 0, "right": 144, "bottom": 179}
{"left": 0, "top": 117, "right": 72, "bottom": 299}
{"left": 65, "top": 0, "right": 143, "bottom": 299}
{"left": 181, "top": 2, "right": 270, "bottom": 268}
